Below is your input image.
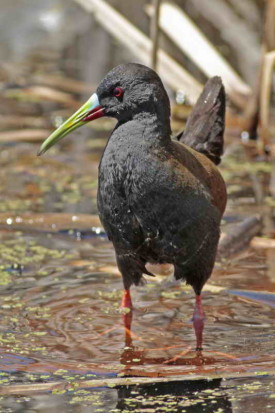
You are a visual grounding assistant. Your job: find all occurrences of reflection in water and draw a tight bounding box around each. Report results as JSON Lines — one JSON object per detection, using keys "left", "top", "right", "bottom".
{"left": 116, "top": 379, "right": 232, "bottom": 413}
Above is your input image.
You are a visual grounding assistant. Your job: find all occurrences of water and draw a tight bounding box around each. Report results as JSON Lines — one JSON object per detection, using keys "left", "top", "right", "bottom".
{"left": 0, "top": 140, "right": 274, "bottom": 412}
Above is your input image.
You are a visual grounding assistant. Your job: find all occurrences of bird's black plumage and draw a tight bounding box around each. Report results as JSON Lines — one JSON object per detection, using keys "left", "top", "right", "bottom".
{"left": 39, "top": 62, "right": 227, "bottom": 350}
{"left": 96, "top": 64, "right": 227, "bottom": 295}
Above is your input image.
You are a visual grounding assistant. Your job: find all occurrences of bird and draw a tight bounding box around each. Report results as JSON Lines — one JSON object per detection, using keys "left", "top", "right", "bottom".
{"left": 38, "top": 63, "right": 227, "bottom": 351}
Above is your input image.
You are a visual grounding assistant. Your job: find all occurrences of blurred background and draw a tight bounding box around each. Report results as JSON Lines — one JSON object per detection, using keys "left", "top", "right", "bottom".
{"left": 0, "top": 1, "right": 275, "bottom": 412}
{"left": 0, "top": 0, "right": 274, "bottom": 214}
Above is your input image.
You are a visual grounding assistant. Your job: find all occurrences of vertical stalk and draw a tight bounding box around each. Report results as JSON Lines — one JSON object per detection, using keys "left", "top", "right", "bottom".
{"left": 150, "top": 0, "right": 161, "bottom": 71}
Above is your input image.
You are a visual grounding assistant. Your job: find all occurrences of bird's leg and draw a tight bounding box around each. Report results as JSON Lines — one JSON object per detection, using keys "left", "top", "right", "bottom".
{"left": 192, "top": 294, "right": 205, "bottom": 351}
{"left": 120, "top": 289, "right": 133, "bottom": 311}
{"left": 120, "top": 289, "right": 133, "bottom": 344}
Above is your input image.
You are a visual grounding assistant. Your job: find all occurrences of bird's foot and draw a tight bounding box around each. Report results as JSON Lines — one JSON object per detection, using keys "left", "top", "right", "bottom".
{"left": 192, "top": 294, "right": 205, "bottom": 351}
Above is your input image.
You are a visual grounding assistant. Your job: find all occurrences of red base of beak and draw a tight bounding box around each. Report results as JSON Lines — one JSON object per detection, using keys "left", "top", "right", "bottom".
{"left": 83, "top": 107, "right": 105, "bottom": 122}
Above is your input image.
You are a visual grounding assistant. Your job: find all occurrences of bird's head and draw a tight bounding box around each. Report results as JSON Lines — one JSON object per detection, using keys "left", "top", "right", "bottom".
{"left": 38, "top": 63, "right": 171, "bottom": 155}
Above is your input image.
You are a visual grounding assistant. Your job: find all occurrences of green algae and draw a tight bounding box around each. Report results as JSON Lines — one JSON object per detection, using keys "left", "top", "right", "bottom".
{"left": 161, "top": 290, "right": 182, "bottom": 299}
{"left": 52, "top": 389, "right": 66, "bottom": 395}
{"left": 98, "top": 289, "right": 121, "bottom": 300}
{"left": 0, "top": 236, "right": 72, "bottom": 270}
{"left": 0, "top": 270, "right": 11, "bottom": 286}
{"left": 222, "top": 154, "right": 273, "bottom": 175}
{"left": 53, "top": 369, "right": 69, "bottom": 376}
{"left": 0, "top": 199, "right": 33, "bottom": 213}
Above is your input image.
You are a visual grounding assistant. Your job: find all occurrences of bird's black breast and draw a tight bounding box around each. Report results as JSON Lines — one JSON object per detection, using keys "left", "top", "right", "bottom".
{"left": 97, "top": 122, "right": 150, "bottom": 250}
{"left": 97, "top": 121, "right": 221, "bottom": 266}
{"left": 97, "top": 154, "right": 144, "bottom": 250}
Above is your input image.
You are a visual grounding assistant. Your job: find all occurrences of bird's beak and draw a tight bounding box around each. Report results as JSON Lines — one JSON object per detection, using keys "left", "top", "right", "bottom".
{"left": 38, "top": 93, "right": 104, "bottom": 155}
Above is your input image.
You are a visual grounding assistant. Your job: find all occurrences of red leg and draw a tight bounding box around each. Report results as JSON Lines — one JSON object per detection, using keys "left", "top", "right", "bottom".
{"left": 192, "top": 294, "right": 205, "bottom": 351}
{"left": 120, "top": 289, "right": 133, "bottom": 310}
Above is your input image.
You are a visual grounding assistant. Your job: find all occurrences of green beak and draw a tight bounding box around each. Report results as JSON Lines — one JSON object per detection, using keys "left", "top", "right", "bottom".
{"left": 38, "top": 93, "right": 104, "bottom": 155}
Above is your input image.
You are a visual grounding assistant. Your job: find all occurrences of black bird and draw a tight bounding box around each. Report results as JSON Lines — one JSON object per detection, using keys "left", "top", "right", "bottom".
{"left": 38, "top": 63, "right": 227, "bottom": 350}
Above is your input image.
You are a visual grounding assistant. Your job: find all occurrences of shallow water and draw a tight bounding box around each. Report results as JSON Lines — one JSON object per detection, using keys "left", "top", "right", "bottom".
{"left": 0, "top": 140, "right": 274, "bottom": 412}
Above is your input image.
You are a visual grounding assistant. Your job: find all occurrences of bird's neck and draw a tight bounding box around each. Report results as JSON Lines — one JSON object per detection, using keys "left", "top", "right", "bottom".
{"left": 129, "top": 111, "right": 172, "bottom": 145}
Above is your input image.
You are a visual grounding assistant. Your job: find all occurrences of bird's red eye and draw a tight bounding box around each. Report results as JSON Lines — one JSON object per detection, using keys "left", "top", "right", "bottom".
{"left": 113, "top": 87, "right": 123, "bottom": 98}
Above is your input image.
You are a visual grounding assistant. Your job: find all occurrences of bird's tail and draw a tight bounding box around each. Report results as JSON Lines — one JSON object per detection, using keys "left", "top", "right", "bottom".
{"left": 176, "top": 76, "right": 226, "bottom": 165}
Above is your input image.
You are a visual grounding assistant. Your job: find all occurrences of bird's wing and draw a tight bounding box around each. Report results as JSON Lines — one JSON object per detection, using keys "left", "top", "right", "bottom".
{"left": 176, "top": 76, "right": 226, "bottom": 165}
